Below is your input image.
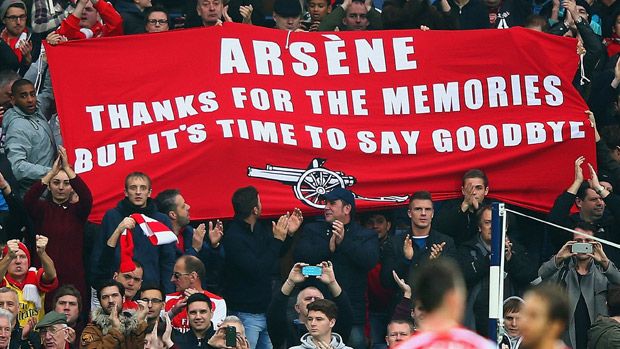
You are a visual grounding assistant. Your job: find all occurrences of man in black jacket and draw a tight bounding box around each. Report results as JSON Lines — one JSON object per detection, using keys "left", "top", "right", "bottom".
{"left": 222, "top": 186, "right": 302, "bottom": 349}
{"left": 294, "top": 187, "right": 378, "bottom": 349}
{"left": 172, "top": 293, "right": 215, "bottom": 348}
{"left": 381, "top": 191, "right": 456, "bottom": 292}
{"left": 548, "top": 156, "right": 620, "bottom": 263}
{"left": 457, "top": 206, "right": 537, "bottom": 337}
{"left": 267, "top": 262, "right": 353, "bottom": 349}
{"left": 434, "top": 169, "right": 490, "bottom": 245}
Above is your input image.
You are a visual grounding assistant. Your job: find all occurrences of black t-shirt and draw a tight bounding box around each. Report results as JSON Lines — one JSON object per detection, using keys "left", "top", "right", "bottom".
{"left": 575, "top": 274, "right": 591, "bottom": 349}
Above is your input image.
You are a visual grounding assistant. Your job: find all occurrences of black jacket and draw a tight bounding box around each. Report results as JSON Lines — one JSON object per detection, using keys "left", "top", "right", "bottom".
{"left": 10, "top": 323, "right": 40, "bottom": 349}
{"left": 115, "top": 0, "right": 146, "bottom": 34}
{"left": 172, "top": 326, "right": 215, "bottom": 349}
{"left": 381, "top": 229, "right": 457, "bottom": 290}
{"left": 267, "top": 288, "right": 353, "bottom": 349}
{"left": 222, "top": 218, "right": 290, "bottom": 314}
{"left": 457, "top": 235, "right": 537, "bottom": 336}
{"left": 433, "top": 199, "right": 492, "bottom": 246}
{"left": 294, "top": 220, "right": 379, "bottom": 325}
{"left": 447, "top": 0, "right": 489, "bottom": 29}
{"left": 0, "top": 31, "right": 42, "bottom": 76}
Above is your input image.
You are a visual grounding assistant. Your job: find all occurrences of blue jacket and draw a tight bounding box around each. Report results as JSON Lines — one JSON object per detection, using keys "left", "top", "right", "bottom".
{"left": 90, "top": 198, "right": 176, "bottom": 293}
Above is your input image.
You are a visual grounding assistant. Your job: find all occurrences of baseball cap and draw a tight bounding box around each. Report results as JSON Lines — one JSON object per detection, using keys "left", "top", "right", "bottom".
{"left": 322, "top": 187, "right": 355, "bottom": 209}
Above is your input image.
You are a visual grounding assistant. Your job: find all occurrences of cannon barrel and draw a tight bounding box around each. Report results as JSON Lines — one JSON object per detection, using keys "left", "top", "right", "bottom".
{"left": 247, "top": 166, "right": 303, "bottom": 185}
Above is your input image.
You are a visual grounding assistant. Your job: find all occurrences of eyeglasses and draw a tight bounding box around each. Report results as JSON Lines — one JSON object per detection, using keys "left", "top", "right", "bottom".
{"left": 172, "top": 272, "right": 191, "bottom": 279}
{"left": 147, "top": 19, "right": 168, "bottom": 25}
{"left": 140, "top": 297, "right": 163, "bottom": 304}
{"left": 39, "top": 326, "right": 66, "bottom": 337}
{"left": 4, "top": 15, "right": 27, "bottom": 22}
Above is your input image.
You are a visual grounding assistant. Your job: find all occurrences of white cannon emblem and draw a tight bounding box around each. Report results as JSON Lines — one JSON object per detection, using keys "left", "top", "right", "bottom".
{"left": 247, "top": 158, "right": 408, "bottom": 209}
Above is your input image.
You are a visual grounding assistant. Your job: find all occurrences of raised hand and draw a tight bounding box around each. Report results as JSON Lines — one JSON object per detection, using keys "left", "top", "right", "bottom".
{"left": 66, "top": 327, "right": 76, "bottom": 344}
{"left": 287, "top": 262, "right": 307, "bottom": 284}
{"left": 192, "top": 223, "right": 206, "bottom": 251}
{"left": 35, "top": 235, "right": 49, "bottom": 255}
{"left": 136, "top": 299, "right": 148, "bottom": 321}
{"left": 222, "top": 5, "right": 233, "bottom": 22}
{"left": 505, "top": 237, "right": 513, "bottom": 261}
{"left": 555, "top": 240, "right": 576, "bottom": 266}
{"left": 5, "top": 240, "right": 20, "bottom": 259}
{"left": 240, "top": 5, "right": 253, "bottom": 24}
{"left": 574, "top": 156, "right": 585, "bottom": 183}
{"left": 589, "top": 241, "right": 610, "bottom": 270}
{"left": 162, "top": 313, "right": 174, "bottom": 348}
{"left": 332, "top": 220, "right": 345, "bottom": 245}
{"left": 287, "top": 208, "right": 303, "bottom": 235}
{"left": 272, "top": 215, "right": 289, "bottom": 241}
{"left": 46, "top": 31, "right": 67, "bottom": 45}
{"left": 317, "top": 261, "right": 335, "bottom": 285}
{"left": 21, "top": 317, "right": 37, "bottom": 339}
{"left": 209, "top": 220, "right": 224, "bottom": 247}
{"left": 19, "top": 40, "right": 32, "bottom": 64}
{"left": 109, "top": 304, "right": 121, "bottom": 330}
{"left": 392, "top": 270, "right": 411, "bottom": 298}
{"left": 403, "top": 235, "right": 414, "bottom": 260}
{"left": 118, "top": 217, "right": 136, "bottom": 231}
{"left": 587, "top": 163, "right": 603, "bottom": 192}
{"left": 429, "top": 242, "right": 446, "bottom": 260}
{"left": 461, "top": 182, "right": 478, "bottom": 212}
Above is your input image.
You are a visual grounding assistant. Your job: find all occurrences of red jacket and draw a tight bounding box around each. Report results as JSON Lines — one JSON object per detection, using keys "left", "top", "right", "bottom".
{"left": 24, "top": 175, "right": 92, "bottom": 310}
{"left": 56, "top": 1, "right": 123, "bottom": 40}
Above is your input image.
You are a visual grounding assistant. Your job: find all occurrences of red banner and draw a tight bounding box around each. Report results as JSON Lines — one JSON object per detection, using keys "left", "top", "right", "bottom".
{"left": 46, "top": 24, "right": 593, "bottom": 222}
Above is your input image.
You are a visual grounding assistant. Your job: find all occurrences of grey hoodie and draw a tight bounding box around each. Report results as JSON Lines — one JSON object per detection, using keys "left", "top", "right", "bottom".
{"left": 289, "top": 333, "right": 352, "bottom": 349}
{"left": 2, "top": 105, "right": 55, "bottom": 196}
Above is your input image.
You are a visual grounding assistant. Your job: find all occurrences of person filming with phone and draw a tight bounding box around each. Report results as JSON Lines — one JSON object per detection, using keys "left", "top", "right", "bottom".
{"left": 538, "top": 221, "right": 620, "bottom": 349}
{"left": 267, "top": 261, "right": 353, "bottom": 348}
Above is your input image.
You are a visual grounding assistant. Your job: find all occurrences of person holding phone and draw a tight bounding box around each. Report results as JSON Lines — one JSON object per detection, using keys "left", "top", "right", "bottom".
{"left": 266, "top": 262, "right": 353, "bottom": 349}
{"left": 0, "top": 0, "right": 42, "bottom": 76}
{"left": 538, "top": 221, "right": 620, "bottom": 349}
{"left": 207, "top": 316, "right": 250, "bottom": 349}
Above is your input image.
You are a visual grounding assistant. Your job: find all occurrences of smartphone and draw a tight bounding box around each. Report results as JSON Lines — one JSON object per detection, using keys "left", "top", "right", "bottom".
{"left": 225, "top": 326, "right": 236, "bottom": 347}
{"left": 571, "top": 242, "right": 593, "bottom": 254}
{"left": 302, "top": 265, "right": 323, "bottom": 276}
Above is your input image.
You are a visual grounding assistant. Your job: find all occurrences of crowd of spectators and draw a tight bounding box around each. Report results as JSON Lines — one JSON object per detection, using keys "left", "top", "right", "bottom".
{"left": 2, "top": 0, "right": 620, "bottom": 348}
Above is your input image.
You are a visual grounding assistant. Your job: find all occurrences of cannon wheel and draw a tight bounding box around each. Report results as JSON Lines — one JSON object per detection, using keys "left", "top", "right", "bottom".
{"left": 293, "top": 168, "right": 346, "bottom": 209}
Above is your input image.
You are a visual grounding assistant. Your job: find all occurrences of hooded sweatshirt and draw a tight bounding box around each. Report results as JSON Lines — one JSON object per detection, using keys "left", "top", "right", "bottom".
{"left": 289, "top": 333, "right": 352, "bottom": 349}
{"left": 588, "top": 316, "right": 620, "bottom": 348}
{"left": 2, "top": 105, "right": 55, "bottom": 197}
